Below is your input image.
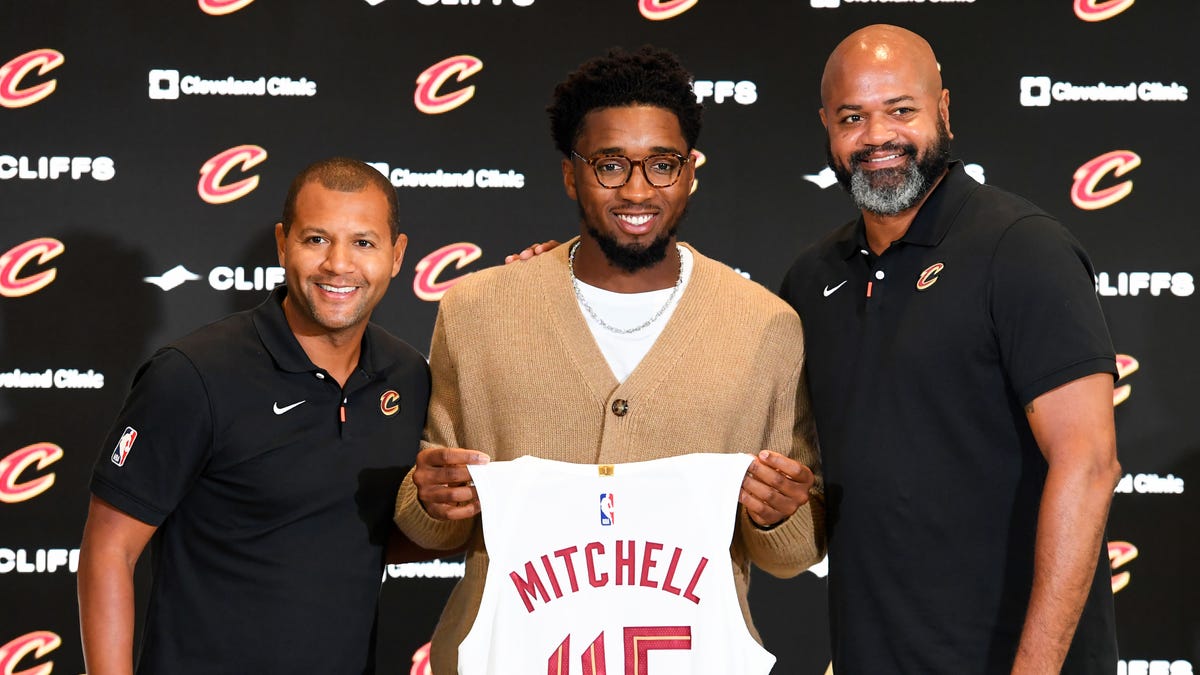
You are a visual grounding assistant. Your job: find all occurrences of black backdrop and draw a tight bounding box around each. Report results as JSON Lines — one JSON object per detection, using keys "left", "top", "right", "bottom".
{"left": 1, "top": 1, "right": 1196, "bottom": 673}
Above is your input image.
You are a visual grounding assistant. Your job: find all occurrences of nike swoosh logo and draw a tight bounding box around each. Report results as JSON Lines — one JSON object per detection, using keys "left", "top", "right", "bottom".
{"left": 823, "top": 280, "right": 848, "bottom": 297}
{"left": 273, "top": 400, "right": 306, "bottom": 415}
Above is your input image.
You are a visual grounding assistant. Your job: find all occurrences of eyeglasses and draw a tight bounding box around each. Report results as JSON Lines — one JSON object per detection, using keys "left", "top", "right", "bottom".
{"left": 571, "top": 150, "right": 690, "bottom": 189}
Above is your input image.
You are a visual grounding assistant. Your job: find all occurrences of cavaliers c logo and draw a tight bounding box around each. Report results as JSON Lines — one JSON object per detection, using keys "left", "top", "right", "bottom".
{"left": 413, "top": 242, "right": 482, "bottom": 302}
{"left": 0, "top": 443, "right": 64, "bottom": 504}
{"left": 916, "top": 263, "right": 944, "bottom": 291}
{"left": 0, "top": 238, "right": 65, "bottom": 298}
{"left": 198, "top": 0, "right": 256, "bottom": 15}
{"left": 638, "top": 0, "right": 699, "bottom": 20}
{"left": 1074, "top": 0, "right": 1135, "bottom": 22}
{"left": 0, "top": 631, "right": 61, "bottom": 675}
{"left": 688, "top": 149, "right": 705, "bottom": 195}
{"left": 1071, "top": 150, "right": 1140, "bottom": 211}
{"left": 380, "top": 390, "right": 401, "bottom": 416}
{"left": 1108, "top": 541, "right": 1137, "bottom": 593}
{"left": 0, "top": 49, "right": 64, "bottom": 109}
{"left": 198, "top": 144, "right": 268, "bottom": 205}
{"left": 414, "top": 56, "right": 483, "bottom": 115}
{"left": 1112, "top": 354, "right": 1139, "bottom": 406}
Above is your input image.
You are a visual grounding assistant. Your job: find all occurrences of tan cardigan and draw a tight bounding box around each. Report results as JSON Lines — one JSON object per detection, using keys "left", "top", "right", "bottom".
{"left": 395, "top": 240, "right": 825, "bottom": 674}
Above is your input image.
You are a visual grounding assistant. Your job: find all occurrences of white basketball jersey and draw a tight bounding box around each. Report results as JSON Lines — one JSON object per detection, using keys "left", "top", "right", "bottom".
{"left": 459, "top": 453, "right": 775, "bottom": 675}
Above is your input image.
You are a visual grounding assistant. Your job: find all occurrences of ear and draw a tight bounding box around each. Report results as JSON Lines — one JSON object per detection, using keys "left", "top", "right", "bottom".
{"left": 819, "top": 106, "right": 829, "bottom": 130}
{"left": 274, "top": 222, "right": 287, "bottom": 266}
{"left": 940, "top": 89, "right": 953, "bottom": 139}
{"left": 390, "top": 233, "right": 408, "bottom": 278}
{"left": 562, "top": 156, "right": 578, "bottom": 201}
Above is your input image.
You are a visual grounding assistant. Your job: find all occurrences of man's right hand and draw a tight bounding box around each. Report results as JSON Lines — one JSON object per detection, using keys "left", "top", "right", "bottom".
{"left": 413, "top": 447, "right": 490, "bottom": 520}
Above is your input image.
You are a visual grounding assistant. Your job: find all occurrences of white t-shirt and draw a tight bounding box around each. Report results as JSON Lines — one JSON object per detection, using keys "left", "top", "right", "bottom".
{"left": 575, "top": 246, "right": 693, "bottom": 382}
{"left": 459, "top": 453, "right": 775, "bottom": 675}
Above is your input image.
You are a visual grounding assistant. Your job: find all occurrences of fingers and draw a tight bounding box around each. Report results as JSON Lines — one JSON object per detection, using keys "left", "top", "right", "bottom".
{"left": 503, "top": 240, "right": 561, "bottom": 264}
{"left": 504, "top": 243, "right": 542, "bottom": 264}
{"left": 740, "top": 450, "right": 814, "bottom": 528}
{"left": 413, "top": 447, "right": 490, "bottom": 521}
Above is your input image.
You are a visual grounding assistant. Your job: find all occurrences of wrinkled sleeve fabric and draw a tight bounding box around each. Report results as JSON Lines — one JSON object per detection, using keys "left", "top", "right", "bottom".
{"left": 90, "top": 348, "right": 214, "bottom": 526}
{"left": 736, "top": 310, "right": 826, "bottom": 578}
{"left": 989, "top": 216, "right": 1116, "bottom": 406}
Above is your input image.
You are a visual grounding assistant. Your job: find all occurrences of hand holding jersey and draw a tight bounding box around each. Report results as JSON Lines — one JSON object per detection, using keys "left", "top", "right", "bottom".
{"left": 411, "top": 446, "right": 489, "bottom": 520}
{"left": 740, "top": 449, "right": 815, "bottom": 528}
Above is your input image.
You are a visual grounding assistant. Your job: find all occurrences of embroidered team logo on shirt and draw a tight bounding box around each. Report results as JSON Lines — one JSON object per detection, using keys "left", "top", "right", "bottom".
{"left": 379, "top": 390, "right": 400, "bottom": 416}
{"left": 599, "top": 493, "right": 614, "bottom": 526}
{"left": 916, "top": 263, "right": 944, "bottom": 291}
{"left": 110, "top": 426, "right": 137, "bottom": 466}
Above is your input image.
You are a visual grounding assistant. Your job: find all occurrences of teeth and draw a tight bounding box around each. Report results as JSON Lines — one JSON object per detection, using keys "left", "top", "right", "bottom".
{"left": 868, "top": 153, "right": 902, "bottom": 162}
{"left": 318, "top": 284, "right": 355, "bottom": 294}
{"left": 619, "top": 214, "right": 653, "bottom": 225}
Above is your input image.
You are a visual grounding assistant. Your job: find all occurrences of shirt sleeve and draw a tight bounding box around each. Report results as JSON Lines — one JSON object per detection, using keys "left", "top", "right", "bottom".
{"left": 989, "top": 215, "right": 1117, "bottom": 406}
{"left": 90, "top": 347, "right": 214, "bottom": 526}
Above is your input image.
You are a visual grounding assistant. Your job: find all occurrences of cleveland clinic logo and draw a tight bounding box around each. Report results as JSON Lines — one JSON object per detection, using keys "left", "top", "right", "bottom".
{"left": 0, "top": 49, "right": 64, "bottom": 109}
{"left": 1020, "top": 76, "right": 1187, "bottom": 107}
{"left": 149, "top": 69, "right": 316, "bottom": 100}
{"left": 368, "top": 162, "right": 525, "bottom": 190}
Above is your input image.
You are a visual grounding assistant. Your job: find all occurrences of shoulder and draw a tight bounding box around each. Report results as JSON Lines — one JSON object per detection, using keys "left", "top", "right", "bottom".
{"left": 690, "top": 246, "right": 801, "bottom": 336}
{"left": 365, "top": 323, "right": 429, "bottom": 370}
{"left": 780, "top": 218, "right": 856, "bottom": 303}
{"left": 162, "top": 309, "right": 257, "bottom": 372}
{"left": 439, "top": 245, "right": 567, "bottom": 313}
{"left": 962, "top": 182, "right": 1062, "bottom": 242}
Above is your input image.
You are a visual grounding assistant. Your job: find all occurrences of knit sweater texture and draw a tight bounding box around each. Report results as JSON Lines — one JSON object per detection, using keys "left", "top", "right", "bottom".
{"left": 395, "top": 239, "right": 825, "bottom": 674}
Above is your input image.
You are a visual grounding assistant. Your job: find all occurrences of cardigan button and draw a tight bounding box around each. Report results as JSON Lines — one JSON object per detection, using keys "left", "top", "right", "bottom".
{"left": 611, "top": 399, "right": 629, "bottom": 417}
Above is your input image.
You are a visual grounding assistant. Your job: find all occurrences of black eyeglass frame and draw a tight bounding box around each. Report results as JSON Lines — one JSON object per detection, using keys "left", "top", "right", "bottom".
{"left": 570, "top": 150, "right": 692, "bottom": 189}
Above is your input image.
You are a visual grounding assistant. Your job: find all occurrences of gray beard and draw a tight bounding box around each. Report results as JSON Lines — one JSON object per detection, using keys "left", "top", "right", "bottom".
{"left": 848, "top": 162, "right": 931, "bottom": 216}
{"left": 829, "top": 117, "right": 952, "bottom": 217}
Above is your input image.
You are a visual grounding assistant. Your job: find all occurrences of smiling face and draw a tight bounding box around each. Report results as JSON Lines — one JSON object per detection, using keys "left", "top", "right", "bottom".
{"left": 275, "top": 182, "right": 406, "bottom": 339}
{"left": 820, "top": 25, "right": 953, "bottom": 216}
{"left": 562, "top": 105, "right": 693, "bottom": 273}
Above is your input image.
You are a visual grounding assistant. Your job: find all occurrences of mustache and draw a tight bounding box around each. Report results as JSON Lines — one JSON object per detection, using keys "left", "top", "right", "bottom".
{"left": 850, "top": 142, "right": 916, "bottom": 167}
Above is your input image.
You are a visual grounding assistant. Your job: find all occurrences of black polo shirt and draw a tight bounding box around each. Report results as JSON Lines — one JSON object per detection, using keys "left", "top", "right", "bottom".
{"left": 91, "top": 286, "right": 429, "bottom": 675}
{"left": 781, "top": 162, "right": 1117, "bottom": 674}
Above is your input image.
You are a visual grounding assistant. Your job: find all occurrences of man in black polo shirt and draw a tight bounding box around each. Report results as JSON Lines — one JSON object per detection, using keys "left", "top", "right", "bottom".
{"left": 78, "top": 157, "right": 431, "bottom": 674}
{"left": 781, "top": 25, "right": 1121, "bottom": 674}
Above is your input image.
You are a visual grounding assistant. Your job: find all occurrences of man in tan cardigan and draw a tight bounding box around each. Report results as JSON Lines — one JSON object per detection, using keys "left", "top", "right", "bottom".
{"left": 394, "top": 46, "right": 824, "bottom": 674}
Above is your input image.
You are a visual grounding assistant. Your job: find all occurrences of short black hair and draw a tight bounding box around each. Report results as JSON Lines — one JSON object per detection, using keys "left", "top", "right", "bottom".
{"left": 281, "top": 157, "right": 400, "bottom": 241}
{"left": 548, "top": 46, "right": 702, "bottom": 157}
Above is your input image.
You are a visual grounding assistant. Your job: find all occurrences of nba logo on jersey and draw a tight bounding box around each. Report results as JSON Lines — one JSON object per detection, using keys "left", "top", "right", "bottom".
{"left": 110, "top": 426, "right": 138, "bottom": 466}
{"left": 599, "top": 493, "right": 614, "bottom": 526}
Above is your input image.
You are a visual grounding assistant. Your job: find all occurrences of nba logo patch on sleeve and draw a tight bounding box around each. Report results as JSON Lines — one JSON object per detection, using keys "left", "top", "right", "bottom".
{"left": 599, "top": 493, "right": 614, "bottom": 526}
{"left": 110, "top": 426, "right": 137, "bottom": 466}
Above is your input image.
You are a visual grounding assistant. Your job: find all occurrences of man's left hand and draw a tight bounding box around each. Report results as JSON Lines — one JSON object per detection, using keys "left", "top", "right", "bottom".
{"left": 740, "top": 450, "right": 814, "bottom": 528}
